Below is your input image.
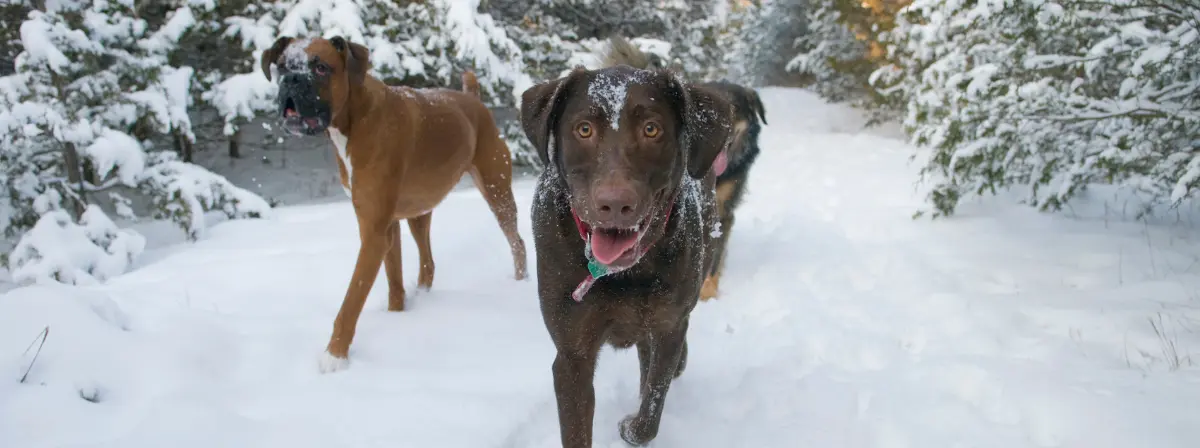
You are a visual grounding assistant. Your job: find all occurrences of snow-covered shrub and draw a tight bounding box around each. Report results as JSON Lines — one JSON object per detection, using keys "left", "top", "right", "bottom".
{"left": 0, "top": 1, "right": 29, "bottom": 75}
{"left": 500, "top": 10, "right": 583, "bottom": 82}
{"left": 492, "top": 0, "right": 736, "bottom": 82}
{"left": 139, "top": 152, "right": 272, "bottom": 240}
{"left": 876, "top": 0, "right": 1200, "bottom": 218}
{"left": 789, "top": 0, "right": 907, "bottom": 122}
{"left": 663, "top": 0, "right": 729, "bottom": 82}
{"left": 788, "top": 1, "right": 868, "bottom": 102}
{"left": 211, "top": 0, "right": 532, "bottom": 136}
{"left": 8, "top": 205, "right": 146, "bottom": 286}
{"left": 1, "top": 0, "right": 271, "bottom": 281}
{"left": 718, "top": 0, "right": 764, "bottom": 85}
{"left": 722, "top": 0, "right": 809, "bottom": 87}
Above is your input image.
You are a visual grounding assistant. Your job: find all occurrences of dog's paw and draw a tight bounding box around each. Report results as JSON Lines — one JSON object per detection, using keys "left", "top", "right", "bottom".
{"left": 618, "top": 415, "right": 656, "bottom": 446}
{"left": 699, "top": 276, "right": 720, "bottom": 301}
{"left": 318, "top": 350, "right": 350, "bottom": 374}
{"left": 388, "top": 291, "right": 406, "bottom": 312}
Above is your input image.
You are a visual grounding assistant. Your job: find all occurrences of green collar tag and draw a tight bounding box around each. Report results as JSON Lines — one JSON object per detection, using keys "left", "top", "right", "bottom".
{"left": 587, "top": 258, "right": 610, "bottom": 279}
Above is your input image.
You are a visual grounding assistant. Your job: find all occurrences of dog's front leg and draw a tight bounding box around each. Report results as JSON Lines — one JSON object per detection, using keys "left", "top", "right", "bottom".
{"left": 619, "top": 319, "right": 689, "bottom": 446}
{"left": 321, "top": 214, "right": 394, "bottom": 373}
{"left": 553, "top": 345, "right": 601, "bottom": 448}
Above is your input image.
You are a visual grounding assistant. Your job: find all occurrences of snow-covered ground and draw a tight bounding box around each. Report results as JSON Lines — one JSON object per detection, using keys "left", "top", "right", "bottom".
{"left": 3, "top": 88, "right": 1200, "bottom": 447}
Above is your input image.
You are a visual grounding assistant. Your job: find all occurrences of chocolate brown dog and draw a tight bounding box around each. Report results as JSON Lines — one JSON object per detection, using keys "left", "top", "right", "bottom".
{"left": 597, "top": 36, "right": 768, "bottom": 301}
{"left": 521, "top": 65, "right": 733, "bottom": 447}
{"left": 260, "top": 36, "right": 528, "bottom": 373}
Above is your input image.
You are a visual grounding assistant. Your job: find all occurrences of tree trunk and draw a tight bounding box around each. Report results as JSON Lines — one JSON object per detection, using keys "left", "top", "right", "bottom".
{"left": 62, "top": 142, "right": 87, "bottom": 219}
{"left": 229, "top": 129, "right": 241, "bottom": 159}
{"left": 175, "top": 129, "right": 194, "bottom": 163}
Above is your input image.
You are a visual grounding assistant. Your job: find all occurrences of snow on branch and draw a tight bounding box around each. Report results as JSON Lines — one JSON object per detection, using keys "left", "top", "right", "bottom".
{"left": 2, "top": 0, "right": 273, "bottom": 285}
{"left": 877, "top": 0, "right": 1200, "bottom": 218}
{"left": 209, "top": 0, "right": 534, "bottom": 136}
{"left": 138, "top": 152, "right": 273, "bottom": 241}
{"left": 8, "top": 205, "right": 146, "bottom": 286}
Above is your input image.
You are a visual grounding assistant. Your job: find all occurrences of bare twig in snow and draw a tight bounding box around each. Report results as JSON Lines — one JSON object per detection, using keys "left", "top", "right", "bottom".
{"left": 19, "top": 326, "right": 50, "bottom": 383}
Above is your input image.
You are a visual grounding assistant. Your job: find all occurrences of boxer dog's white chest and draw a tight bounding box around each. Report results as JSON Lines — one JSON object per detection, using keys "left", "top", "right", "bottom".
{"left": 328, "top": 128, "right": 352, "bottom": 198}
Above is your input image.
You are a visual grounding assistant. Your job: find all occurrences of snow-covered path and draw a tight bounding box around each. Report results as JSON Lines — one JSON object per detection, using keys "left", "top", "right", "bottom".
{"left": 4, "top": 88, "right": 1200, "bottom": 448}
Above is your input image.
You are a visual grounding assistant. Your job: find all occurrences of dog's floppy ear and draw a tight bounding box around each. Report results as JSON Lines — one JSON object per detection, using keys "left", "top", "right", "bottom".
{"left": 665, "top": 75, "right": 735, "bottom": 179}
{"left": 520, "top": 68, "right": 585, "bottom": 166}
{"left": 260, "top": 36, "right": 294, "bottom": 81}
{"left": 749, "top": 89, "right": 767, "bottom": 125}
{"left": 330, "top": 36, "right": 371, "bottom": 85}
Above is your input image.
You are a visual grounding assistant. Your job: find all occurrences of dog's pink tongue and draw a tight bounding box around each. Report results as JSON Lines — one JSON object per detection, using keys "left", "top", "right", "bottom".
{"left": 712, "top": 150, "right": 729, "bottom": 176}
{"left": 590, "top": 230, "right": 639, "bottom": 265}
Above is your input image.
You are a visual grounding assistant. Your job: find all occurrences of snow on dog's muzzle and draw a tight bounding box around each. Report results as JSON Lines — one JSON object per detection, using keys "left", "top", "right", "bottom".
{"left": 277, "top": 74, "right": 329, "bottom": 136}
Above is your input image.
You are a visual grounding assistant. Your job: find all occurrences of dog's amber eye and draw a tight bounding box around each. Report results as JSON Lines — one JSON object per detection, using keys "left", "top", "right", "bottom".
{"left": 576, "top": 122, "right": 593, "bottom": 138}
{"left": 313, "top": 63, "right": 330, "bottom": 76}
{"left": 643, "top": 123, "right": 661, "bottom": 138}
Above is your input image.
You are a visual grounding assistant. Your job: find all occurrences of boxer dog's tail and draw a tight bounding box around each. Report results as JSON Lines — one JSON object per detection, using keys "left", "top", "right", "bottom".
{"left": 462, "top": 71, "right": 481, "bottom": 98}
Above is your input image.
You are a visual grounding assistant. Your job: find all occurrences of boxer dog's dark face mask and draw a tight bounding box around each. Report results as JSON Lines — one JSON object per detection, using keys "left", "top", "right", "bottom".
{"left": 260, "top": 36, "right": 369, "bottom": 137}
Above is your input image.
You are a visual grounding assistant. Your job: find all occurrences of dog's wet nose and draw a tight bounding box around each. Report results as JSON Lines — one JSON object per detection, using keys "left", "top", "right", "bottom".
{"left": 282, "top": 73, "right": 304, "bottom": 87}
{"left": 593, "top": 184, "right": 639, "bottom": 223}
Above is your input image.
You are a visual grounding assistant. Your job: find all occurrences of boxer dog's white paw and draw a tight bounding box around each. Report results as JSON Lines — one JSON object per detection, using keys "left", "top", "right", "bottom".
{"left": 318, "top": 350, "right": 349, "bottom": 374}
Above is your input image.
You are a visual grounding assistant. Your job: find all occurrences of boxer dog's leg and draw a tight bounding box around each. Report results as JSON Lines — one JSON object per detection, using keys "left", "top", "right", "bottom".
{"left": 406, "top": 212, "right": 435, "bottom": 290}
{"left": 468, "top": 133, "right": 528, "bottom": 281}
{"left": 382, "top": 221, "right": 406, "bottom": 311}
{"left": 322, "top": 208, "right": 393, "bottom": 373}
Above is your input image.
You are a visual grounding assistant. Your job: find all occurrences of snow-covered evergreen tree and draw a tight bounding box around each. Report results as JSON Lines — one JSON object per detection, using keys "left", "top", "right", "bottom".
{"left": 1, "top": 0, "right": 270, "bottom": 283}
{"left": 789, "top": 0, "right": 907, "bottom": 123}
{"left": 209, "top": 0, "right": 532, "bottom": 140}
{"left": 789, "top": 0, "right": 867, "bottom": 101}
{"left": 875, "top": 0, "right": 1200, "bottom": 218}
{"left": 724, "top": 0, "right": 808, "bottom": 87}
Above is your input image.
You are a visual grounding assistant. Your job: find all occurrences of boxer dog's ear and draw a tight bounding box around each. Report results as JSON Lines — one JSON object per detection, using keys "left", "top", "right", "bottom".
{"left": 260, "top": 36, "right": 293, "bottom": 81}
{"left": 329, "top": 36, "right": 371, "bottom": 86}
{"left": 520, "top": 67, "right": 586, "bottom": 167}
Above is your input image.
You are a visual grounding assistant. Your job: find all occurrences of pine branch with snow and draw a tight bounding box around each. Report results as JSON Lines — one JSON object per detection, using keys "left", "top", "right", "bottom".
{"left": 210, "top": 0, "right": 533, "bottom": 138}
{"left": 7, "top": 205, "right": 146, "bottom": 286}
{"left": 139, "top": 152, "right": 272, "bottom": 241}
{"left": 789, "top": 0, "right": 907, "bottom": 124}
{"left": 876, "top": 0, "right": 1200, "bottom": 218}
{"left": 788, "top": 1, "right": 869, "bottom": 102}
{"left": 1, "top": 0, "right": 271, "bottom": 283}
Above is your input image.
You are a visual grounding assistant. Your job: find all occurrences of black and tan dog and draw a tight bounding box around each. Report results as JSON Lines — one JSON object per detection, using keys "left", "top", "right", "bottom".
{"left": 598, "top": 36, "right": 767, "bottom": 300}
{"left": 521, "top": 65, "right": 734, "bottom": 447}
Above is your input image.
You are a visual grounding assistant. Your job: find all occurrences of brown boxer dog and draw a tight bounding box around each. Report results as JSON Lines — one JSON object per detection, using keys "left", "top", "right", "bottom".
{"left": 260, "top": 36, "right": 528, "bottom": 373}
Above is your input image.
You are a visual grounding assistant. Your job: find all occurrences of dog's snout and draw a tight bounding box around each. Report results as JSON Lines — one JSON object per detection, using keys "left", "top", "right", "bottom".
{"left": 281, "top": 73, "right": 303, "bottom": 87}
{"left": 592, "top": 184, "right": 639, "bottom": 223}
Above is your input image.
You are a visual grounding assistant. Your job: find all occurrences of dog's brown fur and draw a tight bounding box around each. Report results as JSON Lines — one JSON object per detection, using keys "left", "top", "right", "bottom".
{"left": 521, "top": 65, "right": 734, "bottom": 447}
{"left": 597, "top": 36, "right": 768, "bottom": 301}
{"left": 261, "top": 36, "right": 527, "bottom": 371}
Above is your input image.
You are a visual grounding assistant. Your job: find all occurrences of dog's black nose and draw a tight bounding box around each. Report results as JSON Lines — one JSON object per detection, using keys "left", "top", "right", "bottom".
{"left": 592, "top": 184, "right": 639, "bottom": 223}
{"left": 282, "top": 73, "right": 304, "bottom": 87}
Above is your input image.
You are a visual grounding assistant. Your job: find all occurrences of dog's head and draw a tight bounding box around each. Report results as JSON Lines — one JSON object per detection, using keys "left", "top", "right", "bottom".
{"left": 260, "top": 36, "right": 371, "bottom": 136}
{"left": 705, "top": 81, "right": 767, "bottom": 175}
{"left": 521, "top": 66, "right": 733, "bottom": 270}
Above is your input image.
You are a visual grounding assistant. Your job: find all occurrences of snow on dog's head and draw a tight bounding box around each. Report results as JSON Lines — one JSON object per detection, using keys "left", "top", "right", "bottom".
{"left": 259, "top": 36, "right": 371, "bottom": 137}
{"left": 520, "top": 65, "right": 735, "bottom": 270}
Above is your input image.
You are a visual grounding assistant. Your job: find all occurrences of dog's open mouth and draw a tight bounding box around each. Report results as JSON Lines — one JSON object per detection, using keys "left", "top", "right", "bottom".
{"left": 577, "top": 218, "right": 653, "bottom": 267}
{"left": 282, "top": 98, "right": 323, "bottom": 135}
